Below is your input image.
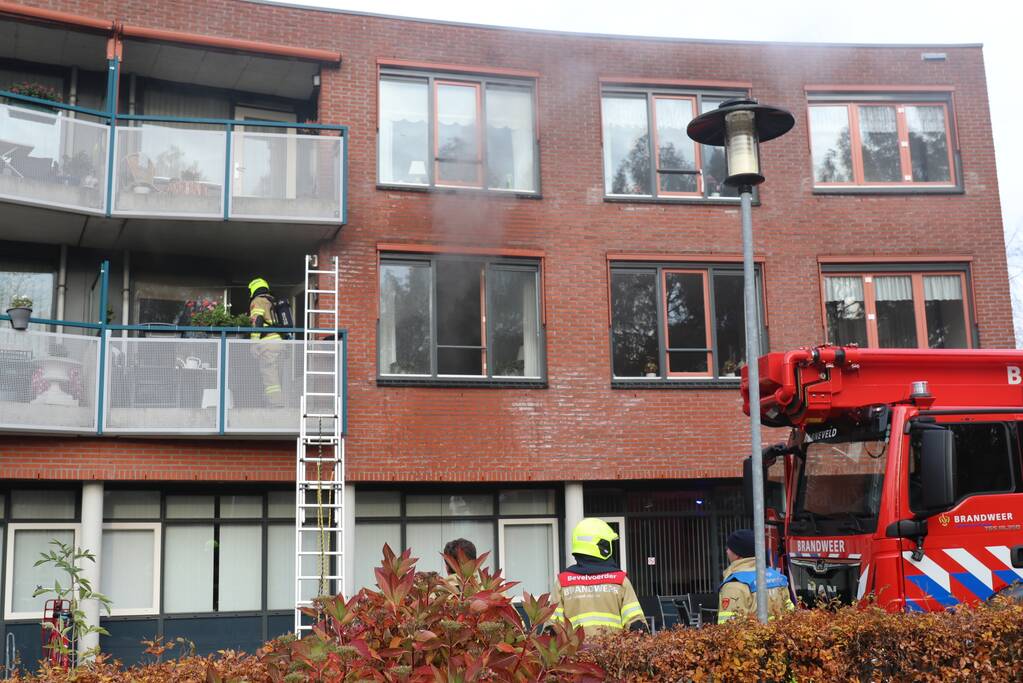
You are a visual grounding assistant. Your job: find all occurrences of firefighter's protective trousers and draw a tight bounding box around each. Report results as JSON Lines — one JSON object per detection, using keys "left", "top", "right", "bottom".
{"left": 249, "top": 293, "right": 283, "bottom": 408}
{"left": 550, "top": 570, "right": 645, "bottom": 636}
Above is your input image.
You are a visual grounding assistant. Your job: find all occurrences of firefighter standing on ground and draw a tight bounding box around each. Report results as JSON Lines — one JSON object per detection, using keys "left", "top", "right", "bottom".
{"left": 549, "top": 518, "right": 647, "bottom": 636}
{"left": 248, "top": 278, "right": 284, "bottom": 408}
{"left": 717, "top": 528, "right": 795, "bottom": 623}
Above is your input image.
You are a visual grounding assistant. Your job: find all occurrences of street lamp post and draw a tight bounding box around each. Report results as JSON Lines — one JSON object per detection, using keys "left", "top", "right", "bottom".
{"left": 688, "top": 98, "right": 793, "bottom": 624}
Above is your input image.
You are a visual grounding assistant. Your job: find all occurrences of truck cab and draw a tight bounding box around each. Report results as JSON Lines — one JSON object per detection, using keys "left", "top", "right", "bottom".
{"left": 744, "top": 346, "right": 1023, "bottom": 612}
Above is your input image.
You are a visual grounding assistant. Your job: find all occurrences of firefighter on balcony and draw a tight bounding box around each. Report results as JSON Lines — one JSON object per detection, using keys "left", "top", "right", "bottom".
{"left": 717, "top": 528, "right": 795, "bottom": 623}
{"left": 549, "top": 518, "right": 647, "bottom": 635}
{"left": 248, "top": 277, "right": 284, "bottom": 408}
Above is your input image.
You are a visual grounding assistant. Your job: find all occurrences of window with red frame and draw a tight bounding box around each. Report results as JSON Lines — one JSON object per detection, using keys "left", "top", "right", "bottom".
{"left": 610, "top": 262, "right": 764, "bottom": 380}
{"left": 808, "top": 98, "right": 956, "bottom": 187}
{"left": 822, "top": 270, "right": 971, "bottom": 349}
{"left": 602, "top": 89, "right": 745, "bottom": 199}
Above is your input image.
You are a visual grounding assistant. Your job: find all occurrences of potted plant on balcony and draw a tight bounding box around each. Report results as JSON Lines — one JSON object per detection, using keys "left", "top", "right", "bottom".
{"left": 187, "top": 300, "right": 250, "bottom": 337}
{"left": 6, "top": 295, "right": 32, "bottom": 330}
{"left": 8, "top": 82, "right": 62, "bottom": 114}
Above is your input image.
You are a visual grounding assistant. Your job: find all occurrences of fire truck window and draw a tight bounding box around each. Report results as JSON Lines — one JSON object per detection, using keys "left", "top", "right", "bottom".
{"left": 910, "top": 423, "right": 1014, "bottom": 513}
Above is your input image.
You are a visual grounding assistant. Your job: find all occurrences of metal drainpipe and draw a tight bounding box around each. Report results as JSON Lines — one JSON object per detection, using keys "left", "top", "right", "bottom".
{"left": 121, "top": 250, "right": 130, "bottom": 336}
{"left": 55, "top": 244, "right": 68, "bottom": 327}
{"left": 564, "top": 482, "right": 584, "bottom": 566}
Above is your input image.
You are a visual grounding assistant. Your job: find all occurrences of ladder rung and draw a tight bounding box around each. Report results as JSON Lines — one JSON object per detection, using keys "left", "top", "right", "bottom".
{"left": 304, "top": 371, "right": 336, "bottom": 376}
{"left": 304, "top": 349, "right": 335, "bottom": 355}
{"left": 298, "top": 550, "right": 345, "bottom": 556}
{"left": 297, "top": 575, "right": 344, "bottom": 581}
{"left": 306, "top": 309, "right": 336, "bottom": 314}
{"left": 306, "top": 269, "right": 337, "bottom": 275}
{"left": 298, "top": 526, "right": 344, "bottom": 533}
{"left": 307, "top": 289, "right": 334, "bottom": 294}
{"left": 304, "top": 392, "right": 336, "bottom": 397}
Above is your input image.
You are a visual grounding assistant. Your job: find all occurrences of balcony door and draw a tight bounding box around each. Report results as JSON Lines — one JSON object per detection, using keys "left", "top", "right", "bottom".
{"left": 233, "top": 106, "right": 297, "bottom": 200}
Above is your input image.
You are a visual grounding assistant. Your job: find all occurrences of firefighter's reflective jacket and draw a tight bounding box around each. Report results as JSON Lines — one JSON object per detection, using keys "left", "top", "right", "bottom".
{"left": 717, "top": 556, "right": 795, "bottom": 623}
{"left": 249, "top": 293, "right": 281, "bottom": 341}
{"left": 550, "top": 563, "right": 645, "bottom": 635}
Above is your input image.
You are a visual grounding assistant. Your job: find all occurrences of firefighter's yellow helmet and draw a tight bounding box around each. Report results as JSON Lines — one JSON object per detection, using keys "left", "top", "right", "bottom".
{"left": 248, "top": 278, "right": 270, "bottom": 297}
{"left": 571, "top": 518, "right": 618, "bottom": 560}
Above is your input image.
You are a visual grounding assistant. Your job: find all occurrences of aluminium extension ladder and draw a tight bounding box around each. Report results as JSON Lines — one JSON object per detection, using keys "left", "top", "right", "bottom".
{"left": 294, "top": 254, "right": 345, "bottom": 635}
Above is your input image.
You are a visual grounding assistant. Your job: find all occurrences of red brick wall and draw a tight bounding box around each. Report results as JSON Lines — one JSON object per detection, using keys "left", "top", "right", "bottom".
{"left": 1, "top": 0, "right": 1011, "bottom": 483}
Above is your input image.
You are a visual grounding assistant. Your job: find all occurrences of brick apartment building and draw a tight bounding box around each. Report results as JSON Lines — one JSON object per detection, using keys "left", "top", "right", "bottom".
{"left": 0, "top": 0, "right": 1010, "bottom": 665}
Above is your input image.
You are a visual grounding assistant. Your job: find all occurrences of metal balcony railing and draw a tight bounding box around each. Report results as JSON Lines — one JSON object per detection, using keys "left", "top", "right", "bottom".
{"left": 0, "top": 316, "right": 347, "bottom": 437}
{"left": 0, "top": 92, "right": 347, "bottom": 223}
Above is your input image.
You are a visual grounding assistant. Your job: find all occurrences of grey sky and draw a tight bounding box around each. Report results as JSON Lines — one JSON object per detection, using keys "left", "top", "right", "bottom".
{"left": 274, "top": 0, "right": 1022, "bottom": 342}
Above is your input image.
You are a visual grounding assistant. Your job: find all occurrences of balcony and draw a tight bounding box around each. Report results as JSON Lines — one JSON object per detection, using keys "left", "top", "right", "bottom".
{"left": 0, "top": 319, "right": 345, "bottom": 437}
{"left": 0, "top": 94, "right": 346, "bottom": 258}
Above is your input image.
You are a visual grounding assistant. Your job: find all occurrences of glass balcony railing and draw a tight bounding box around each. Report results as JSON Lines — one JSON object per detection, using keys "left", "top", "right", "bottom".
{"left": 0, "top": 92, "right": 346, "bottom": 223}
{"left": 0, "top": 102, "right": 109, "bottom": 214}
{"left": 0, "top": 319, "right": 345, "bottom": 437}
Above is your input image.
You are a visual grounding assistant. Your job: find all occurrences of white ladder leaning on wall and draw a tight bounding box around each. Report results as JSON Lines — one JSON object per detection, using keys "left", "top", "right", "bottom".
{"left": 294, "top": 254, "right": 345, "bottom": 635}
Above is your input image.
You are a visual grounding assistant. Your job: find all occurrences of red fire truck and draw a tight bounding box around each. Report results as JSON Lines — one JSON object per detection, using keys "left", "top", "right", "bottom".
{"left": 742, "top": 346, "right": 1023, "bottom": 612}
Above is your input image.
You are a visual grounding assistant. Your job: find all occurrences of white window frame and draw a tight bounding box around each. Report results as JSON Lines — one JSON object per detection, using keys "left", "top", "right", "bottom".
{"left": 497, "top": 518, "right": 559, "bottom": 602}
{"left": 600, "top": 516, "right": 627, "bottom": 572}
{"left": 4, "top": 523, "right": 81, "bottom": 620}
{"left": 101, "top": 522, "right": 162, "bottom": 617}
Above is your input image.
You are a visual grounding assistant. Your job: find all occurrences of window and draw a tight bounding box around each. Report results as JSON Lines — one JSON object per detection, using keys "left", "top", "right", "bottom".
{"left": 808, "top": 96, "right": 957, "bottom": 188}
{"left": 610, "top": 262, "right": 763, "bottom": 380}
{"left": 134, "top": 280, "right": 227, "bottom": 325}
{"left": 101, "top": 523, "right": 161, "bottom": 615}
{"left": 378, "top": 70, "right": 537, "bottom": 193}
{"left": 353, "top": 488, "right": 559, "bottom": 593}
{"left": 601, "top": 88, "right": 744, "bottom": 200}
{"left": 822, "top": 269, "right": 971, "bottom": 349}
{"left": 378, "top": 254, "right": 543, "bottom": 380}
{"left": 910, "top": 422, "right": 1017, "bottom": 513}
{"left": 5, "top": 524, "right": 79, "bottom": 619}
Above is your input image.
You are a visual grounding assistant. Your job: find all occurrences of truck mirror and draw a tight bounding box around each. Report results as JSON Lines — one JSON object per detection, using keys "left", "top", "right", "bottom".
{"left": 920, "top": 429, "right": 957, "bottom": 510}
{"left": 1011, "top": 545, "right": 1023, "bottom": 569}
{"left": 885, "top": 518, "right": 927, "bottom": 539}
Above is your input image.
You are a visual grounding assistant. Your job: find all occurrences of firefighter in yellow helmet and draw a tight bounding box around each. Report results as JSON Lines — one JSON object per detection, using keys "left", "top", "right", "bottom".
{"left": 549, "top": 518, "right": 647, "bottom": 636}
{"left": 248, "top": 278, "right": 284, "bottom": 408}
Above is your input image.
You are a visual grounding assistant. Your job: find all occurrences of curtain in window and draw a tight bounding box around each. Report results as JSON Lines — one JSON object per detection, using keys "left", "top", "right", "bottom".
{"left": 924, "top": 274, "right": 962, "bottom": 301}
{"left": 824, "top": 276, "right": 863, "bottom": 304}
{"left": 858, "top": 106, "right": 901, "bottom": 182}
{"left": 809, "top": 106, "right": 853, "bottom": 182}
{"left": 522, "top": 274, "right": 539, "bottom": 377}
{"left": 486, "top": 86, "right": 535, "bottom": 191}
{"left": 601, "top": 96, "right": 650, "bottom": 195}
{"left": 378, "top": 79, "right": 429, "bottom": 184}
{"left": 906, "top": 105, "right": 951, "bottom": 182}
{"left": 873, "top": 276, "right": 913, "bottom": 301}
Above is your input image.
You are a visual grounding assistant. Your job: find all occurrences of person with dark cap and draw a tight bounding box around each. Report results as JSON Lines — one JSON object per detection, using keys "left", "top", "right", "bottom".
{"left": 717, "top": 528, "right": 795, "bottom": 623}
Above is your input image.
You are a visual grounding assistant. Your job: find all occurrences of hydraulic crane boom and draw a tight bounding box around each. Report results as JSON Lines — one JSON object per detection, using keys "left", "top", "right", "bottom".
{"left": 742, "top": 346, "right": 1023, "bottom": 427}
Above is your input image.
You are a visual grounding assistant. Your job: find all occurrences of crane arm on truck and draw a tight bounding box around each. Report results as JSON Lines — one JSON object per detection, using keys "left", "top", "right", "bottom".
{"left": 741, "top": 346, "right": 1023, "bottom": 428}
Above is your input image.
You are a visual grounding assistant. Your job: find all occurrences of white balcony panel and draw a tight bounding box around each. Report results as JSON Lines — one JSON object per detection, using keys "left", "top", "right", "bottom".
{"left": 112, "top": 124, "right": 225, "bottom": 218}
{"left": 0, "top": 328, "right": 99, "bottom": 432}
{"left": 0, "top": 103, "right": 108, "bottom": 213}
{"left": 103, "top": 336, "right": 220, "bottom": 432}
{"left": 229, "top": 132, "right": 342, "bottom": 222}
{"left": 224, "top": 338, "right": 303, "bottom": 433}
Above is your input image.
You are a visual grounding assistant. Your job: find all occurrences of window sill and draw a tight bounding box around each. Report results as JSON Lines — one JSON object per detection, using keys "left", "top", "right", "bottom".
{"left": 377, "top": 376, "right": 547, "bottom": 389}
{"left": 612, "top": 378, "right": 741, "bottom": 390}
{"left": 812, "top": 185, "right": 964, "bottom": 196}
{"left": 377, "top": 183, "right": 542, "bottom": 200}
{"left": 603, "top": 195, "right": 757, "bottom": 207}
